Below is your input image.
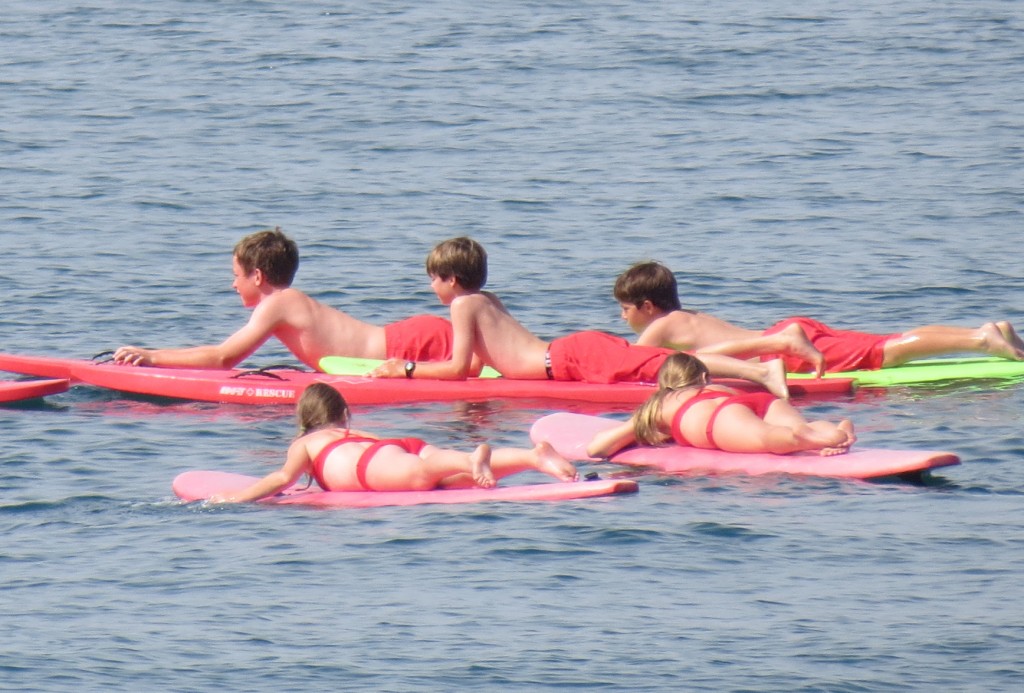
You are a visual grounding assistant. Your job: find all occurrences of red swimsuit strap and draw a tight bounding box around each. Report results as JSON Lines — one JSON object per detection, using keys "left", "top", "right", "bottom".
{"left": 310, "top": 431, "right": 380, "bottom": 491}
{"left": 355, "top": 438, "right": 429, "bottom": 491}
{"left": 724, "top": 392, "right": 777, "bottom": 419}
{"left": 702, "top": 398, "right": 734, "bottom": 449}
{"left": 313, "top": 432, "right": 430, "bottom": 492}
{"left": 355, "top": 440, "right": 390, "bottom": 491}
{"left": 670, "top": 389, "right": 728, "bottom": 447}
{"left": 700, "top": 392, "right": 779, "bottom": 449}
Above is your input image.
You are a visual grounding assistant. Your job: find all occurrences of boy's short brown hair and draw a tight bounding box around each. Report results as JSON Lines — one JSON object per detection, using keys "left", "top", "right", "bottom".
{"left": 233, "top": 227, "right": 299, "bottom": 287}
{"left": 425, "top": 237, "right": 488, "bottom": 291}
{"left": 613, "top": 261, "right": 682, "bottom": 312}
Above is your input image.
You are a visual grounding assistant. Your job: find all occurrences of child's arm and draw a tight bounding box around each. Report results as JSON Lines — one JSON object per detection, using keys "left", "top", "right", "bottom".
{"left": 113, "top": 301, "right": 279, "bottom": 369}
{"left": 372, "top": 295, "right": 480, "bottom": 380}
{"left": 636, "top": 318, "right": 772, "bottom": 356}
{"left": 693, "top": 336, "right": 789, "bottom": 359}
{"left": 695, "top": 334, "right": 825, "bottom": 377}
{"left": 634, "top": 319, "right": 692, "bottom": 349}
{"left": 586, "top": 420, "right": 638, "bottom": 459}
{"left": 208, "top": 438, "right": 310, "bottom": 503}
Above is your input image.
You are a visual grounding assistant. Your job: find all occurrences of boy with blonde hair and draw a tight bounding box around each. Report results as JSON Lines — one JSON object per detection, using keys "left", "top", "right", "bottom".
{"left": 371, "top": 237, "right": 790, "bottom": 398}
{"left": 114, "top": 228, "right": 454, "bottom": 371}
{"left": 613, "top": 261, "right": 1024, "bottom": 375}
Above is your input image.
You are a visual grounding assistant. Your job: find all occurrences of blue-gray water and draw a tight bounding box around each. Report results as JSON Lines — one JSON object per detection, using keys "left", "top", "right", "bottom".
{"left": 3, "top": 2, "right": 1023, "bottom": 690}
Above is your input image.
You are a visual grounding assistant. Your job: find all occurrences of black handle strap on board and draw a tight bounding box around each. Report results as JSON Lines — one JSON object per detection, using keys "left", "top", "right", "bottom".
{"left": 91, "top": 351, "right": 309, "bottom": 379}
{"left": 231, "top": 364, "right": 309, "bottom": 381}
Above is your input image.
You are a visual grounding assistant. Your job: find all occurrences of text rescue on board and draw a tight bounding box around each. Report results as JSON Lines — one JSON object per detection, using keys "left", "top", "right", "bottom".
{"left": 219, "top": 386, "right": 297, "bottom": 399}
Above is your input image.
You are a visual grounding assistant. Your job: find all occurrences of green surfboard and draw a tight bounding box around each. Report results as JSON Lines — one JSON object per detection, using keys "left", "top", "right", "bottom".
{"left": 319, "top": 356, "right": 502, "bottom": 379}
{"left": 786, "top": 357, "right": 1024, "bottom": 386}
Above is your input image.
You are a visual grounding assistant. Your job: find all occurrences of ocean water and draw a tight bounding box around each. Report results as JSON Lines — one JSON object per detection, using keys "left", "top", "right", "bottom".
{"left": 2, "top": 1, "right": 1023, "bottom": 690}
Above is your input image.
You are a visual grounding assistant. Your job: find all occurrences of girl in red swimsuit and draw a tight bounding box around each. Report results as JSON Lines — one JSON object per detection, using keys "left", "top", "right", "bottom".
{"left": 210, "top": 383, "right": 578, "bottom": 503}
{"left": 588, "top": 353, "right": 856, "bottom": 459}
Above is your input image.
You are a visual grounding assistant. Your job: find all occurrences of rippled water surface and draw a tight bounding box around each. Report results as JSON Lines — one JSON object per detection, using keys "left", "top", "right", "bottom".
{"left": 2, "top": 2, "right": 1023, "bottom": 690}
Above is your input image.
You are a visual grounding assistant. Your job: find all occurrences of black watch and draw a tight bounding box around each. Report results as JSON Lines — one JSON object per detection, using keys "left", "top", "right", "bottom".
{"left": 404, "top": 361, "right": 416, "bottom": 379}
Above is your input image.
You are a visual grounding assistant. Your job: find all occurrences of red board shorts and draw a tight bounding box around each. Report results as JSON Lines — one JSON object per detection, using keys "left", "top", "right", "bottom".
{"left": 547, "top": 331, "right": 675, "bottom": 384}
{"left": 384, "top": 315, "right": 453, "bottom": 362}
{"left": 763, "top": 316, "right": 899, "bottom": 373}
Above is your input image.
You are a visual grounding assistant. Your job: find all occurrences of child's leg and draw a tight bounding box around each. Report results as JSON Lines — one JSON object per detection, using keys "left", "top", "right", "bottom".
{"left": 762, "top": 400, "right": 856, "bottom": 454}
{"left": 806, "top": 420, "right": 856, "bottom": 456}
{"left": 366, "top": 444, "right": 494, "bottom": 491}
{"left": 882, "top": 322, "right": 1024, "bottom": 366}
{"left": 698, "top": 323, "right": 825, "bottom": 376}
{"left": 711, "top": 404, "right": 853, "bottom": 455}
{"left": 761, "top": 398, "right": 811, "bottom": 429}
{"left": 437, "top": 442, "right": 578, "bottom": 488}
{"left": 697, "top": 354, "right": 790, "bottom": 400}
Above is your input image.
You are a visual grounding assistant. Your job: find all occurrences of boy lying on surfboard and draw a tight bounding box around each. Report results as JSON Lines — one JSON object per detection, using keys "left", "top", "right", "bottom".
{"left": 370, "top": 237, "right": 792, "bottom": 399}
{"left": 112, "top": 228, "right": 463, "bottom": 372}
{"left": 586, "top": 352, "right": 856, "bottom": 460}
{"left": 613, "top": 261, "right": 1024, "bottom": 377}
{"left": 207, "top": 382, "right": 579, "bottom": 503}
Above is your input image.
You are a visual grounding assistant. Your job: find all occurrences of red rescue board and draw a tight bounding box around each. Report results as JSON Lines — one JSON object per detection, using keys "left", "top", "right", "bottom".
{"left": 0, "top": 378, "right": 70, "bottom": 403}
{"left": 0, "top": 353, "right": 853, "bottom": 406}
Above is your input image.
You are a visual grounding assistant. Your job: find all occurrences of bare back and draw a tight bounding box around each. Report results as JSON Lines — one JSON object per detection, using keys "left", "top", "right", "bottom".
{"left": 450, "top": 291, "right": 550, "bottom": 379}
{"left": 257, "top": 289, "right": 386, "bottom": 368}
{"left": 642, "top": 310, "right": 762, "bottom": 351}
{"left": 303, "top": 427, "right": 382, "bottom": 491}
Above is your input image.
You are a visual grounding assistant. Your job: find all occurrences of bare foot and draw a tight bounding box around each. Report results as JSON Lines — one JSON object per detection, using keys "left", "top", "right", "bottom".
{"left": 838, "top": 418, "right": 856, "bottom": 445}
{"left": 533, "top": 441, "right": 579, "bottom": 482}
{"left": 818, "top": 419, "right": 856, "bottom": 456}
{"left": 995, "top": 320, "right": 1024, "bottom": 353}
{"left": 471, "top": 444, "right": 495, "bottom": 488}
{"left": 762, "top": 358, "right": 790, "bottom": 400}
{"left": 781, "top": 323, "right": 826, "bottom": 376}
{"left": 796, "top": 419, "right": 855, "bottom": 456}
{"left": 980, "top": 322, "right": 1024, "bottom": 360}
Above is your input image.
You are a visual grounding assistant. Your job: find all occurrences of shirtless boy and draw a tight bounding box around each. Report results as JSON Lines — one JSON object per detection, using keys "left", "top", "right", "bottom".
{"left": 371, "top": 237, "right": 790, "bottom": 398}
{"left": 113, "top": 228, "right": 454, "bottom": 371}
{"left": 613, "top": 261, "right": 1024, "bottom": 375}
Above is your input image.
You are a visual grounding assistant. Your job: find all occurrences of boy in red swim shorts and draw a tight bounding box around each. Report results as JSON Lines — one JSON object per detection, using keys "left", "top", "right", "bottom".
{"left": 613, "top": 261, "right": 1024, "bottom": 374}
{"left": 370, "top": 237, "right": 790, "bottom": 398}
{"left": 113, "top": 228, "right": 455, "bottom": 371}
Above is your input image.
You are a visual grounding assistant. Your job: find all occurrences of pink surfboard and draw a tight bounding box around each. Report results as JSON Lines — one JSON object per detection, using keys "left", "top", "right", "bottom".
{"left": 172, "top": 470, "right": 639, "bottom": 507}
{"left": 0, "top": 378, "right": 70, "bottom": 403}
{"left": 530, "top": 412, "right": 960, "bottom": 480}
{"left": 0, "top": 352, "right": 853, "bottom": 406}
